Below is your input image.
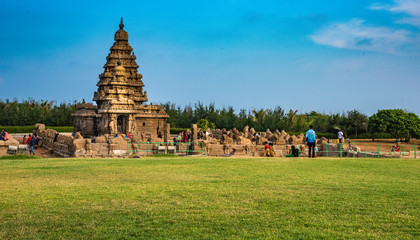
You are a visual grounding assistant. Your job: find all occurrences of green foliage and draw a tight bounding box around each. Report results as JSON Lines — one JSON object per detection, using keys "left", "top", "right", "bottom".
{"left": 0, "top": 157, "right": 418, "bottom": 239}
{"left": 196, "top": 119, "right": 216, "bottom": 131}
{"left": 348, "top": 132, "right": 394, "bottom": 139}
{"left": 48, "top": 126, "right": 74, "bottom": 132}
{"left": 0, "top": 99, "right": 79, "bottom": 126}
{"left": 162, "top": 101, "right": 377, "bottom": 136}
{"left": 0, "top": 154, "right": 38, "bottom": 160}
{"left": 369, "top": 109, "right": 420, "bottom": 140}
{"left": 347, "top": 109, "right": 368, "bottom": 138}
{"left": 170, "top": 128, "right": 189, "bottom": 134}
{"left": 0, "top": 126, "right": 35, "bottom": 133}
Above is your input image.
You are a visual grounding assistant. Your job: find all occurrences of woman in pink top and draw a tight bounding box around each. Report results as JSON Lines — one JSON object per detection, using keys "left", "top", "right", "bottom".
{"left": 1, "top": 129, "right": 9, "bottom": 141}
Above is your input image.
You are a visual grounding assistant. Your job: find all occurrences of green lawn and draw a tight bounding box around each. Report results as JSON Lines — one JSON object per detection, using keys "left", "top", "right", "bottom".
{"left": 0, "top": 157, "right": 418, "bottom": 239}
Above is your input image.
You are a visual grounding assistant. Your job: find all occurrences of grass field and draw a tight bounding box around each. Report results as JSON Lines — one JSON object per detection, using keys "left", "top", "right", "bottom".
{"left": 0, "top": 157, "right": 418, "bottom": 239}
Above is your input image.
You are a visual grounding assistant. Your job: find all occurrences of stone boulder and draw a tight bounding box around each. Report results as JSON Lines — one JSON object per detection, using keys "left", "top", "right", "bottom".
{"left": 221, "top": 134, "right": 234, "bottom": 145}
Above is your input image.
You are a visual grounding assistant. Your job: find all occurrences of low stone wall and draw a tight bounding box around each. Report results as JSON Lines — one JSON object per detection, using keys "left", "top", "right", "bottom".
{"left": 32, "top": 123, "right": 389, "bottom": 158}
{"left": 0, "top": 135, "right": 20, "bottom": 156}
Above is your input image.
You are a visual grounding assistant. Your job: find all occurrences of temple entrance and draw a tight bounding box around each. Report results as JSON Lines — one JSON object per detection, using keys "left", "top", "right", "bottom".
{"left": 117, "top": 115, "right": 127, "bottom": 134}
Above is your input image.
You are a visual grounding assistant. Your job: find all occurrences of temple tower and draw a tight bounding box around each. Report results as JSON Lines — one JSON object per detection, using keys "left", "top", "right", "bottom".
{"left": 73, "top": 18, "right": 169, "bottom": 137}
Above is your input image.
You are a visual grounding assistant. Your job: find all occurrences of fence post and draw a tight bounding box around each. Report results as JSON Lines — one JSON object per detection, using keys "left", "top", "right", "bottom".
{"left": 147, "top": 142, "right": 149, "bottom": 156}
{"left": 390, "top": 145, "right": 393, "bottom": 158}
{"left": 340, "top": 143, "right": 342, "bottom": 158}
{"left": 402, "top": 145, "right": 405, "bottom": 158}
{"left": 415, "top": 145, "right": 417, "bottom": 159}
{"left": 186, "top": 142, "right": 189, "bottom": 156}
{"left": 352, "top": 143, "right": 355, "bottom": 158}
{"left": 157, "top": 142, "right": 160, "bottom": 155}
{"left": 127, "top": 141, "right": 129, "bottom": 157}
{"left": 201, "top": 142, "right": 203, "bottom": 156}
{"left": 365, "top": 144, "right": 367, "bottom": 158}
{"left": 137, "top": 142, "right": 139, "bottom": 157}
{"left": 326, "top": 144, "right": 328, "bottom": 157}
{"left": 377, "top": 145, "right": 380, "bottom": 158}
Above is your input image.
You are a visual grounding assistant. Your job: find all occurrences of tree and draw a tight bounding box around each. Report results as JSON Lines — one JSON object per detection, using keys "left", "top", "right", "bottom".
{"left": 196, "top": 119, "right": 216, "bottom": 131}
{"left": 369, "top": 109, "right": 420, "bottom": 140}
{"left": 347, "top": 110, "right": 368, "bottom": 138}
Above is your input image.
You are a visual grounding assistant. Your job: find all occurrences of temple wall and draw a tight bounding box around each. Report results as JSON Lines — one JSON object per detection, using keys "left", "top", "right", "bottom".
{"left": 134, "top": 118, "right": 166, "bottom": 136}
{"left": 35, "top": 123, "right": 392, "bottom": 159}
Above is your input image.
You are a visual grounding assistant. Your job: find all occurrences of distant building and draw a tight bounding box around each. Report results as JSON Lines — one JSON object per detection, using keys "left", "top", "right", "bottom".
{"left": 73, "top": 18, "right": 169, "bottom": 138}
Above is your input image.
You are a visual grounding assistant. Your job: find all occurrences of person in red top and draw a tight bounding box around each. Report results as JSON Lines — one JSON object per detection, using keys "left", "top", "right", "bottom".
{"left": 22, "top": 135, "right": 27, "bottom": 144}
{"left": 27, "top": 134, "right": 32, "bottom": 145}
{"left": 127, "top": 132, "right": 132, "bottom": 138}
{"left": 264, "top": 142, "right": 270, "bottom": 157}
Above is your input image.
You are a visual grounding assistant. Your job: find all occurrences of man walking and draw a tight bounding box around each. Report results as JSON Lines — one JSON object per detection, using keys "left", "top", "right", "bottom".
{"left": 306, "top": 125, "right": 316, "bottom": 158}
{"left": 29, "top": 136, "right": 36, "bottom": 155}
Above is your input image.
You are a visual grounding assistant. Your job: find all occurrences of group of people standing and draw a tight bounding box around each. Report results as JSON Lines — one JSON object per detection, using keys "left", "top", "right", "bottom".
{"left": 22, "top": 134, "right": 38, "bottom": 155}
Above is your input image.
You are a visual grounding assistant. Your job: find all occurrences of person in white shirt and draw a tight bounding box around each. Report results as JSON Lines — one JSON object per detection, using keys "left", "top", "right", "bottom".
{"left": 338, "top": 129, "right": 344, "bottom": 144}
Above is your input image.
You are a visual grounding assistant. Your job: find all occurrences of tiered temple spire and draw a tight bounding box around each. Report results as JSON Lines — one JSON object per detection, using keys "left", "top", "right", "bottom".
{"left": 73, "top": 19, "right": 168, "bottom": 137}
{"left": 93, "top": 18, "right": 148, "bottom": 109}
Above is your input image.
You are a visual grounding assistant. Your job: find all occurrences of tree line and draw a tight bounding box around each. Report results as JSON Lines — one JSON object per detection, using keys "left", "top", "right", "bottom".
{"left": 162, "top": 102, "right": 420, "bottom": 139}
{"left": 0, "top": 99, "right": 78, "bottom": 126}
{"left": 1, "top": 99, "right": 419, "bottom": 139}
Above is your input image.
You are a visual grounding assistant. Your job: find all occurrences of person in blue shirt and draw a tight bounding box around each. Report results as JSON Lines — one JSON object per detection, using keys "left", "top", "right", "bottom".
{"left": 306, "top": 125, "right": 316, "bottom": 158}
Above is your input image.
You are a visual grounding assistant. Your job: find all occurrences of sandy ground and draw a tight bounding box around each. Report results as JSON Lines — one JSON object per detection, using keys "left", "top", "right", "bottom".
{"left": 342, "top": 139, "right": 419, "bottom": 158}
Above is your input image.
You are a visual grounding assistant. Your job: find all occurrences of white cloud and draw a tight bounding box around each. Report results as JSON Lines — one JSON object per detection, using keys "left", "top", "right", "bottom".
{"left": 310, "top": 19, "right": 412, "bottom": 54}
{"left": 389, "top": 0, "right": 420, "bottom": 16}
{"left": 371, "top": 0, "right": 420, "bottom": 27}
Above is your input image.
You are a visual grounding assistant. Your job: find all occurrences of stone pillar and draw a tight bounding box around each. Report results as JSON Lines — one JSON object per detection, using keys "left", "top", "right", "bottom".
{"left": 191, "top": 124, "right": 198, "bottom": 142}
{"left": 164, "top": 123, "right": 170, "bottom": 143}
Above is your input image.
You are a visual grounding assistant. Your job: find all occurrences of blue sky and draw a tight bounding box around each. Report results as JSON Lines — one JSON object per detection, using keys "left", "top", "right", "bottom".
{"left": 1, "top": 0, "right": 419, "bottom": 116}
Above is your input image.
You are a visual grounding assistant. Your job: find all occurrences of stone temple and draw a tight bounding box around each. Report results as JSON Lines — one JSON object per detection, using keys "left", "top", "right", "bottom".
{"left": 73, "top": 18, "right": 169, "bottom": 138}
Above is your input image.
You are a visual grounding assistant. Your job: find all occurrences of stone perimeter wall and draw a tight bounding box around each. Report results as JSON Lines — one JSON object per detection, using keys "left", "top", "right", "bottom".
{"left": 34, "top": 123, "right": 392, "bottom": 158}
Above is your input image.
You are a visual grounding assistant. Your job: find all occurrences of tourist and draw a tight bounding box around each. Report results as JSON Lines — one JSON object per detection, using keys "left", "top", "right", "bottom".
{"left": 347, "top": 142, "right": 352, "bottom": 150}
{"left": 286, "top": 146, "right": 300, "bottom": 157}
{"left": 29, "top": 136, "right": 36, "bottom": 155}
{"left": 127, "top": 132, "right": 132, "bottom": 138}
{"left": 0, "top": 129, "right": 9, "bottom": 141}
{"left": 177, "top": 133, "right": 182, "bottom": 142}
{"left": 269, "top": 142, "right": 275, "bottom": 157}
{"left": 198, "top": 129, "right": 203, "bottom": 139}
{"left": 92, "top": 136, "right": 96, "bottom": 143}
{"left": 183, "top": 132, "right": 187, "bottom": 143}
{"left": 54, "top": 133, "right": 59, "bottom": 142}
{"left": 22, "top": 135, "right": 27, "bottom": 144}
{"left": 114, "top": 134, "right": 118, "bottom": 138}
{"left": 34, "top": 134, "right": 39, "bottom": 149}
{"left": 391, "top": 145, "right": 395, "bottom": 152}
{"left": 338, "top": 129, "right": 344, "bottom": 144}
{"left": 264, "top": 142, "right": 270, "bottom": 157}
{"left": 314, "top": 145, "right": 318, "bottom": 158}
{"left": 306, "top": 125, "right": 316, "bottom": 158}
{"left": 27, "top": 134, "right": 32, "bottom": 145}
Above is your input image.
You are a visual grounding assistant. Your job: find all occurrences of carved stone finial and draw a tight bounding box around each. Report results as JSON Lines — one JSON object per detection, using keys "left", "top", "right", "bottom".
{"left": 119, "top": 17, "right": 124, "bottom": 29}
